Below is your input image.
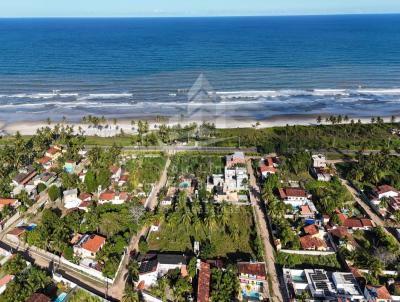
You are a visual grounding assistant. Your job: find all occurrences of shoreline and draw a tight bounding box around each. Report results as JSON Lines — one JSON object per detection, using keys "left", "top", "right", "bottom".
{"left": 0, "top": 114, "right": 396, "bottom": 136}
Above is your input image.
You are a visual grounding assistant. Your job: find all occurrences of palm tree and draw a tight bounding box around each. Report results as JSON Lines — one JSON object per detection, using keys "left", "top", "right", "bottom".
{"left": 127, "top": 260, "right": 139, "bottom": 282}
{"left": 181, "top": 211, "right": 192, "bottom": 230}
{"left": 220, "top": 202, "right": 231, "bottom": 228}
{"left": 192, "top": 216, "right": 203, "bottom": 237}
{"left": 122, "top": 284, "right": 141, "bottom": 302}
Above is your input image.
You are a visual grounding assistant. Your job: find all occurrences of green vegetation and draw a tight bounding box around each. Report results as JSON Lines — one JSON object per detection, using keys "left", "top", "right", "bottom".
{"left": 341, "top": 151, "right": 400, "bottom": 190}
{"left": 305, "top": 177, "right": 354, "bottom": 214}
{"left": 48, "top": 185, "right": 61, "bottom": 201}
{"left": 67, "top": 288, "right": 104, "bottom": 302}
{"left": 0, "top": 254, "right": 52, "bottom": 302}
{"left": 148, "top": 192, "right": 261, "bottom": 260}
{"left": 83, "top": 145, "right": 122, "bottom": 193}
{"left": 342, "top": 228, "right": 400, "bottom": 283}
{"left": 210, "top": 266, "right": 240, "bottom": 302}
{"left": 0, "top": 126, "right": 85, "bottom": 196}
{"left": 168, "top": 153, "right": 224, "bottom": 184}
{"left": 126, "top": 155, "right": 166, "bottom": 192}
{"left": 276, "top": 252, "right": 343, "bottom": 271}
{"left": 149, "top": 268, "right": 192, "bottom": 302}
{"left": 25, "top": 202, "right": 148, "bottom": 278}
{"left": 213, "top": 120, "right": 400, "bottom": 152}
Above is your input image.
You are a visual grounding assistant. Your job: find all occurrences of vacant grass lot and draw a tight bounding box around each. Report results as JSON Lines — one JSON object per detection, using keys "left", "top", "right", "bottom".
{"left": 148, "top": 205, "right": 258, "bottom": 260}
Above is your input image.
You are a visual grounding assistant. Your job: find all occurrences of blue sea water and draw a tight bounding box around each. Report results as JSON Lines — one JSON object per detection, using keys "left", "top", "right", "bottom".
{"left": 1, "top": 15, "right": 400, "bottom": 122}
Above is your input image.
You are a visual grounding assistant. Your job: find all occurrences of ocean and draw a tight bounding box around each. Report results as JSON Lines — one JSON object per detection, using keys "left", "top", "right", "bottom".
{"left": 1, "top": 15, "right": 400, "bottom": 123}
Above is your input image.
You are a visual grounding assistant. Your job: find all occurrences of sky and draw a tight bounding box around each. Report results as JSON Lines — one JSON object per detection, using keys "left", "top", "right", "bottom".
{"left": 1, "top": 0, "right": 400, "bottom": 18}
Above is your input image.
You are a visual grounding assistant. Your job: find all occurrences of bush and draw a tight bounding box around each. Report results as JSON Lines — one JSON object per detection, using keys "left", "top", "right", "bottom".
{"left": 63, "top": 246, "right": 74, "bottom": 260}
{"left": 276, "top": 252, "right": 342, "bottom": 270}
{"left": 37, "top": 183, "right": 47, "bottom": 194}
{"left": 48, "top": 185, "right": 61, "bottom": 201}
{"left": 138, "top": 237, "right": 149, "bottom": 254}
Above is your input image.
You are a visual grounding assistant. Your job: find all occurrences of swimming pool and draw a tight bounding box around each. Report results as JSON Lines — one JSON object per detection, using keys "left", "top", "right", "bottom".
{"left": 54, "top": 292, "right": 67, "bottom": 302}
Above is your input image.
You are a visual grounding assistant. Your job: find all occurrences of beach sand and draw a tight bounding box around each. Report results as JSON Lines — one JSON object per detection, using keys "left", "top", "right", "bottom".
{"left": 0, "top": 114, "right": 392, "bottom": 136}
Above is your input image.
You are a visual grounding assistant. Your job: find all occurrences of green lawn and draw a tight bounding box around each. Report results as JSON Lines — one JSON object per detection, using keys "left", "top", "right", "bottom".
{"left": 148, "top": 205, "right": 258, "bottom": 260}
{"left": 276, "top": 252, "right": 343, "bottom": 271}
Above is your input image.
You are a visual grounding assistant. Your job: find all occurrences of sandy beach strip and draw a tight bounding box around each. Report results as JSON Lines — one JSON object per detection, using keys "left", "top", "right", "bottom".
{"left": 0, "top": 115, "right": 394, "bottom": 136}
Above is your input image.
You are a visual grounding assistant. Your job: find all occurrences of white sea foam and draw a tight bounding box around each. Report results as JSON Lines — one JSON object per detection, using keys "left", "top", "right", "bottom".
{"left": 77, "top": 93, "right": 133, "bottom": 101}
{"left": 355, "top": 88, "right": 400, "bottom": 95}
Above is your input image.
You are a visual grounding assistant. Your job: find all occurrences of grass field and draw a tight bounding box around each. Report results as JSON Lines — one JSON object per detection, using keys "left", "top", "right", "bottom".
{"left": 148, "top": 205, "right": 258, "bottom": 260}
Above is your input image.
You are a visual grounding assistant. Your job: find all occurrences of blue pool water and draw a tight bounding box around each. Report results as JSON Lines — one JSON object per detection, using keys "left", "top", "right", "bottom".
{"left": 54, "top": 292, "right": 67, "bottom": 302}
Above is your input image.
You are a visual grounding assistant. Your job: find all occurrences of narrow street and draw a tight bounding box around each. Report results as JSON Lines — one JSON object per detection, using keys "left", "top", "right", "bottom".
{"left": 108, "top": 156, "right": 171, "bottom": 300}
{"left": 338, "top": 177, "right": 386, "bottom": 227}
{"left": 246, "top": 159, "right": 285, "bottom": 302}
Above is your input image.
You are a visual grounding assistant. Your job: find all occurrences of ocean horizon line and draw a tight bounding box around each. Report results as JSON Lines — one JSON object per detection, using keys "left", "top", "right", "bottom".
{"left": 1, "top": 12, "right": 400, "bottom": 19}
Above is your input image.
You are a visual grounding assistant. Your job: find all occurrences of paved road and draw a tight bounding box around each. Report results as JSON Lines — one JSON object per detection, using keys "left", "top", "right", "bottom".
{"left": 86, "top": 145, "right": 258, "bottom": 154}
{"left": 0, "top": 238, "right": 117, "bottom": 301}
{"left": 246, "top": 160, "right": 284, "bottom": 302}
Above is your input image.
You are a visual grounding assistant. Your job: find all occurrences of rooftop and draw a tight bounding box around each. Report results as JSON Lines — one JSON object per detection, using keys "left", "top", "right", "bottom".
{"left": 237, "top": 262, "right": 266, "bottom": 278}
{"left": 80, "top": 234, "right": 106, "bottom": 253}
{"left": 197, "top": 261, "right": 211, "bottom": 302}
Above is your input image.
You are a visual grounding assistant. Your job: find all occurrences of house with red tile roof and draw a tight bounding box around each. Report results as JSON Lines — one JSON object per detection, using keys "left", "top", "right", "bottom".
{"left": 370, "top": 185, "right": 399, "bottom": 207}
{"left": 37, "top": 156, "right": 53, "bottom": 170}
{"left": 364, "top": 285, "right": 392, "bottom": 302}
{"left": 110, "top": 165, "right": 122, "bottom": 182}
{"left": 237, "top": 262, "right": 267, "bottom": 301}
{"left": 300, "top": 235, "right": 327, "bottom": 251}
{"left": 278, "top": 187, "right": 311, "bottom": 207}
{"left": 332, "top": 210, "right": 374, "bottom": 230}
{"left": 73, "top": 234, "right": 106, "bottom": 259}
{"left": 25, "top": 293, "right": 52, "bottom": 302}
{"left": 258, "top": 156, "right": 279, "bottom": 178}
{"left": 197, "top": 261, "right": 211, "bottom": 302}
{"left": 303, "top": 224, "right": 319, "bottom": 236}
{"left": 343, "top": 218, "right": 374, "bottom": 230}
{"left": 0, "top": 274, "right": 14, "bottom": 294}
{"left": 6, "top": 227, "right": 26, "bottom": 244}
{"left": 98, "top": 191, "right": 129, "bottom": 205}
{"left": 0, "top": 198, "right": 19, "bottom": 211}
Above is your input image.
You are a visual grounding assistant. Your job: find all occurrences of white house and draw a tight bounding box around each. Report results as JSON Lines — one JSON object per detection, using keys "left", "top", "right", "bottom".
{"left": 372, "top": 185, "right": 399, "bottom": 206}
{"left": 63, "top": 189, "right": 81, "bottom": 209}
{"left": 224, "top": 166, "right": 248, "bottom": 191}
{"left": 278, "top": 188, "right": 311, "bottom": 207}
{"left": 138, "top": 254, "right": 187, "bottom": 287}
{"left": 110, "top": 166, "right": 122, "bottom": 182}
{"left": 283, "top": 269, "right": 366, "bottom": 301}
{"left": 312, "top": 154, "right": 327, "bottom": 168}
{"left": 98, "top": 191, "right": 129, "bottom": 205}
{"left": 73, "top": 234, "right": 106, "bottom": 259}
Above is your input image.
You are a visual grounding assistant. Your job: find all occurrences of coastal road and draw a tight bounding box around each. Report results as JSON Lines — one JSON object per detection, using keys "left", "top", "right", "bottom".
{"left": 246, "top": 159, "right": 285, "bottom": 302}
{"left": 86, "top": 145, "right": 258, "bottom": 154}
